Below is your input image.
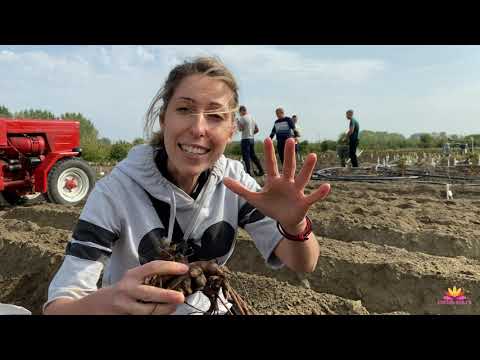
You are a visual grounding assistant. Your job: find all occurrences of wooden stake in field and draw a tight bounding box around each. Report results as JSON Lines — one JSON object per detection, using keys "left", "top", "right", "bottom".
{"left": 446, "top": 184, "right": 453, "bottom": 200}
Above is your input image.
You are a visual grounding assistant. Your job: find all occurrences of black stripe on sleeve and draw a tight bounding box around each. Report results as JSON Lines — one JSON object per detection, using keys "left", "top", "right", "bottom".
{"left": 238, "top": 202, "right": 255, "bottom": 223}
{"left": 72, "top": 220, "right": 118, "bottom": 249}
{"left": 66, "top": 242, "right": 111, "bottom": 263}
{"left": 238, "top": 202, "right": 266, "bottom": 228}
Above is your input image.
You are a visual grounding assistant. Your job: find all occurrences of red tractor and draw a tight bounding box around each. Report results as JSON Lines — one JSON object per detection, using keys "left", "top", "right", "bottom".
{"left": 0, "top": 117, "right": 96, "bottom": 205}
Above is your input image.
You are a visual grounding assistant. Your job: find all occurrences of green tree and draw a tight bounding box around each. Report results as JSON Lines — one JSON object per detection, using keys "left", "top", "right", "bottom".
{"left": 98, "top": 137, "right": 112, "bottom": 146}
{"left": 225, "top": 141, "right": 242, "bottom": 157}
{"left": 132, "top": 137, "right": 145, "bottom": 146}
{"left": 358, "top": 130, "right": 408, "bottom": 149}
{"left": 466, "top": 134, "right": 480, "bottom": 148}
{"left": 0, "top": 105, "right": 12, "bottom": 118}
{"left": 254, "top": 140, "right": 265, "bottom": 155}
{"left": 82, "top": 141, "right": 111, "bottom": 162}
{"left": 14, "top": 108, "right": 56, "bottom": 119}
{"left": 320, "top": 140, "right": 337, "bottom": 152}
{"left": 59, "top": 112, "right": 108, "bottom": 162}
{"left": 110, "top": 140, "right": 133, "bottom": 162}
{"left": 60, "top": 112, "right": 99, "bottom": 144}
{"left": 419, "top": 133, "right": 434, "bottom": 148}
{"left": 299, "top": 140, "right": 309, "bottom": 155}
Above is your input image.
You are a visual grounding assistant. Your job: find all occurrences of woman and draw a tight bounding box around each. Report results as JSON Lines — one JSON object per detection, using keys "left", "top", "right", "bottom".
{"left": 43, "top": 57, "right": 331, "bottom": 315}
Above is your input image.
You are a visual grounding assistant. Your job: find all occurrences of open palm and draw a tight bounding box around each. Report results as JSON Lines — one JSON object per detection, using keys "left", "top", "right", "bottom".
{"left": 223, "top": 137, "right": 331, "bottom": 231}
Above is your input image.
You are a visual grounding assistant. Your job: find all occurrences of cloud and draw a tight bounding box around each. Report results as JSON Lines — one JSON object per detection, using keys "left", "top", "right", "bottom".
{"left": 0, "top": 48, "right": 94, "bottom": 86}
{"left": 0, "top": 45, "right": 386, "bottom": 87}
{"left": 213, "top": 46, "right": 386, "bottom": 82}
{"left": 0, "top": 50, "right": 16, "bottom": 61}
{"left": 145, "top": 45, "right": 387, "bottom": 82}
{"left": 0, "top": 45, "right": 388, "bottom": 142}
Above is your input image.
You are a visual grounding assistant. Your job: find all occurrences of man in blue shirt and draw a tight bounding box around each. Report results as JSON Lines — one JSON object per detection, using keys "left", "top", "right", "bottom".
{"left": 269, "top": 107, "right": 297, "bottom": 164}
{"left": 346, "top": 109, "right": 360, "bottom": 167}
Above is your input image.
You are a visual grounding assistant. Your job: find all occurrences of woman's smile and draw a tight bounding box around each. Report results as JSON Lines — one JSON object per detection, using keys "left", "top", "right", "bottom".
{"left": 178, "top": 143, "right": 211, "bottom": 156}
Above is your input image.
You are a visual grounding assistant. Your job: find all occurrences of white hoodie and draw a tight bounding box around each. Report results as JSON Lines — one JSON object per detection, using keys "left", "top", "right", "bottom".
{"left": 45, "top": 144, "right": 284, "bottom": 313}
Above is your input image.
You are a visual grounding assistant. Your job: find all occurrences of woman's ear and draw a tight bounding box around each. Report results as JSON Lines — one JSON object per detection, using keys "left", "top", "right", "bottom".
{"left": 159, "top": 112, "right": 165, "bottom": 127}
{"left": 227, "top": 121, "right": 235, "bottom": 143}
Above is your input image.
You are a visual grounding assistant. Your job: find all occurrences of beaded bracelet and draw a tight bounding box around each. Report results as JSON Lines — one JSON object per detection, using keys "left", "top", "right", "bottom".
{"left": 276, "top": 216, "right": 313, "bottom": 242}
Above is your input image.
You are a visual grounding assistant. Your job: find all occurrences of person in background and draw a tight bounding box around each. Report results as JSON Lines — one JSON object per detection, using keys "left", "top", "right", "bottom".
{"left": 236, "top": 105, "right": 264, "bottom": 176}
{"left": 269, "top": 108, "right": 297, "bottom": 165}
{"left": 291, "top": 115, "right": 303, "bottom": 162}
{"left": 337, "top": 132, "right": 349, "bottom": 167}
{"left": 346, "top": 109, "right": 360, "bottom": 167}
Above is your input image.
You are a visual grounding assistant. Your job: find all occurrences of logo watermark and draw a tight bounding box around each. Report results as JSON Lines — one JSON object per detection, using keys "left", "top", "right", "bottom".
{"left": 437, "top": 287, "right": 472, "bottom": 305}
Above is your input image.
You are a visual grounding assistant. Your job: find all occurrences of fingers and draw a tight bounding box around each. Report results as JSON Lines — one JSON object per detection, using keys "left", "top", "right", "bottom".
{"left": 282, "top": 138, "right": 296, "bottom": 180}
{"left": 129, "top": 261, "right": 189, "bottom": 282}
{"left": 305, "top": 183, "right": 331, "bottom": 206}
{"left": 264, "top": 138, "right": 279, "bottom": 177}
{"left": 128, "top": 300, "right": 177, "bottom": 315}
{"left": 127, "top": 301, "right": 157, "bottom": 315}
{"left": 150, "top": 304, "right": 178, "bottom": 315}
{"left": 223, "top": 176, "right": 259, "bottom": 203}
{"left": 131, "top": 285, "right": 185, "bottom": 305}
{"left": 113, "top": 261, "right": 189, "bottom": 315}
{"left": 295, "top": 153, "right": 318, "bottom": 190}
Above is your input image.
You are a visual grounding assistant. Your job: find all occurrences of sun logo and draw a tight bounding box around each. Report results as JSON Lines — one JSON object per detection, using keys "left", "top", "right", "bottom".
{"left": 443, "top": 287, "right": 466, "bottom": 300}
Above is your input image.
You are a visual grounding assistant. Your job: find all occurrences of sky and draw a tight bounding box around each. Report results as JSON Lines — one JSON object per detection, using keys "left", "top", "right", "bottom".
{"left": 1, "top": 45, "right": 479, "bottom": 143}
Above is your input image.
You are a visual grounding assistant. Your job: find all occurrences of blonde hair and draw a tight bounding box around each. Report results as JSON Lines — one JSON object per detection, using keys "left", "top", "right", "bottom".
{"left": 144, "top": 56, "right": 239, "bottom": 147}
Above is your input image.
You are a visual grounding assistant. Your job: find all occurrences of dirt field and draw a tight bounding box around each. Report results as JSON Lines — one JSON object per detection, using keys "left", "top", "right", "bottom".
{"left": 1, "top": 162, "right": 480, "bottom": 315}
{"left": 0, "top": 203, "right": 369, "bottom": 315}
{"left": 229, "top": 177, "right": 480, "bottom": 315}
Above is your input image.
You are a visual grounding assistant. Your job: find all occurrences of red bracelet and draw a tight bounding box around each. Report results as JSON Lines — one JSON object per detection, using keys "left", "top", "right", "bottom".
{"left": 277, "top": 216, "right": 313, "bottom": 242}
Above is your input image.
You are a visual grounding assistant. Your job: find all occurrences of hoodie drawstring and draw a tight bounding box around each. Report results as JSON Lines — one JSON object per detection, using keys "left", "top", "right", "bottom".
{"left": 165, "top": 176, "right": 210, "bottom": 257}
{"left": 181, "top": 174, "right": 213, "bottom": 244}
{"left": 166, "top": 184, "right": 177, "bottom": 246}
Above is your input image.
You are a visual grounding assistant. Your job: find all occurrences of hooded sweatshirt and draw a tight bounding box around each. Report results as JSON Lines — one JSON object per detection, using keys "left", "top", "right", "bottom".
{"left": 45, "top": 144, "right": 284, "bottom": 313}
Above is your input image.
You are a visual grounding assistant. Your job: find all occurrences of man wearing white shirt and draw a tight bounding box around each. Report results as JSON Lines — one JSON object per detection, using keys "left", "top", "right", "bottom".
{"left": 237, "top": 105, "right": 264, "bottom": 176}
{"left": 292, "top": 114, "right": 303, "bottom": 162}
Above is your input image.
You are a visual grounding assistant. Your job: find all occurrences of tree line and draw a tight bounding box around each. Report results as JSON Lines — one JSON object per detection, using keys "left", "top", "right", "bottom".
{"left": 226, "top": 130, "right": 479, "bottom": 157}
{"left": 2, "top": 105, "right": 478, "bottom": 162}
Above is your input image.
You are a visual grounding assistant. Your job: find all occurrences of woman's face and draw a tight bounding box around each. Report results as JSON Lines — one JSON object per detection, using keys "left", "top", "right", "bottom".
{"left": 161, "top": 74, "right": 235, "bottom": 179}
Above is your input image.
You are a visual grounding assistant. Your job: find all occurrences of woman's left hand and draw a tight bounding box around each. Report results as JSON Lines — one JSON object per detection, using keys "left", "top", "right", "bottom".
{"left": 223, "top": 137, "right": 331, "bottom": 234}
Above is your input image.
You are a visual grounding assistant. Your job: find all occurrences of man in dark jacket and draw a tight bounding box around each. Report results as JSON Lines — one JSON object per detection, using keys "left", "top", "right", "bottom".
{"left": 269, "top": 107, "right": 298, "bottom": 164}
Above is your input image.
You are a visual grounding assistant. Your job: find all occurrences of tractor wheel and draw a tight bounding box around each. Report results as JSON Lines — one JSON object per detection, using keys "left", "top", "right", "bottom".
{"left": 47, "top": 158, "right": 96, "bottom": 205}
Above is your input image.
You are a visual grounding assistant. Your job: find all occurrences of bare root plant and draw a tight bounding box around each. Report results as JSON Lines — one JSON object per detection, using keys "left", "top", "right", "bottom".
{"left": 143, "top": 244, "right": 254, "bottom": 315}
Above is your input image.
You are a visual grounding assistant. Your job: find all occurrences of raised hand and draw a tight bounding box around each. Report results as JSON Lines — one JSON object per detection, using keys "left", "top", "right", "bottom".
{"left": 223, "top": 137, "right": 330, "bottom": 234}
